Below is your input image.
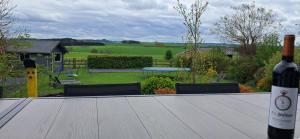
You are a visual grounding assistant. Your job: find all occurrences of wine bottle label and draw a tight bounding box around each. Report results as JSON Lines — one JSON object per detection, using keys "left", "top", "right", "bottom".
{"left": 269, "top": 86, "right": 298, "bottom": 129}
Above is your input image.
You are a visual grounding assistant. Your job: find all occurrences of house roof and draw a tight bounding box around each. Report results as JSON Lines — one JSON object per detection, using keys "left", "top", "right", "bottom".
{"left": 7, "top": 40, "right": 68, "bottom": 54}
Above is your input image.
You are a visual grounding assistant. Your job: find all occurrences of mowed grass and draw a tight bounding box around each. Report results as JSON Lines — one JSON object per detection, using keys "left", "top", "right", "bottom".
{"left": 73, "top": 70, "right": 144, "bottom": 84}
{"left": 65, "top": 43, "right": 185, "bottom": 60}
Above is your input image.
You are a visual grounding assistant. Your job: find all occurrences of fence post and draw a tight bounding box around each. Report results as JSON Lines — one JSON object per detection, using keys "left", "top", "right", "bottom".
{"left": 73, "top": 58, "right": 76, "bottom": 69}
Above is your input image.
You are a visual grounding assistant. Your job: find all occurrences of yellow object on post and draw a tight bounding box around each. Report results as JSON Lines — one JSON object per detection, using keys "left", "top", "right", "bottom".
{"left": 24, "top": 59, "right": 38, "bottom": 97}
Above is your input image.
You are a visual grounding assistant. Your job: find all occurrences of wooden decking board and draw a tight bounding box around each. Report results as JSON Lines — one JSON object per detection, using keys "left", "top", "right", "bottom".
{"left": 232, "top": 94, "right": 300, "bottom": 138}
{"left": 1, "top": 94, "right": 300, "bottom": 139}
{"left": 207, "top": 95, "right": 268, "bottom": 123}
{"left": 0, "top": 99, "right": 63, "bottom": 139}
{"left": 155, "top": 96, "right": 252, "bottom": 139}
{"left": 45, "top": 98, "right": 98, "bottom": 139}
{"left": 98, "top": 97, "right": 151, "bottom": 139}
{"left": 231, "top": 94, "right": 300, "bottom": 124}
{"left": 0, "top": 98, "right": 26, "bottom": 120}
{"left": 0, "top": 99, "right": 19, "bottom": 113}
{"left": 182, "top": 95, "right": 267, "bottom": 138}
{"left": 128, "top": 97, "right": 202, "bottom": 139}
{"left": 0, "top": 98, "right": 32, "bottom": 129}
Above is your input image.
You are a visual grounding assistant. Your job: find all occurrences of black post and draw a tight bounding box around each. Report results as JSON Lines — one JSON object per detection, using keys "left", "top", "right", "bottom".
{"left": 0, "top": 86, "right": 3, "bottom": 98}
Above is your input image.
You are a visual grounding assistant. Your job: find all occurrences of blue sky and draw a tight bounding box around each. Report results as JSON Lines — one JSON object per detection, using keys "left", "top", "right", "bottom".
{"left": 13, "top": 0, "right": 300, "bottom": 43}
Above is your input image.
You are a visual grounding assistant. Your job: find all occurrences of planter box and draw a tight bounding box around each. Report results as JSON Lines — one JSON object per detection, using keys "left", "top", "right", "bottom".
{"left": 0, "top": 86, "right": 3, "bottom": 98}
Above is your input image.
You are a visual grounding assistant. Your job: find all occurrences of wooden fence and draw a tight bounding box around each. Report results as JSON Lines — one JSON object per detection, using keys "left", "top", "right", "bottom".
{"left": 153, "top": 59, "right": 173, "bottom": 67}
{"left": 64, "top": 58, "right": 87, "bottom": 69}
{"left": 64, "top": 58, "right": 173, "bottom": 69}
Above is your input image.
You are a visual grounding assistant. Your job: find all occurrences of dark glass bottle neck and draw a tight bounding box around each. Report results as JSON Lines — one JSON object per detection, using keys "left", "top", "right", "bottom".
{"left": 282, "top": 56, "right": 294, "bottom": 62}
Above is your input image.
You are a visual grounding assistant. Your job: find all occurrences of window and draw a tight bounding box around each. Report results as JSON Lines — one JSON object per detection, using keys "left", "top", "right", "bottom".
{"left": 54, "top": 53, "right": 61, "bottom": 62}
{"left": 20, "top": 53, "right": 30, "bottom": 61}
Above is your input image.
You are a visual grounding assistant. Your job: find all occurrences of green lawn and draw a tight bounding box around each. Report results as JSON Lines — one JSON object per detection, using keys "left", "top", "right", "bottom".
{"left": 65, "top": 43, "right": 185, "bottom": 60}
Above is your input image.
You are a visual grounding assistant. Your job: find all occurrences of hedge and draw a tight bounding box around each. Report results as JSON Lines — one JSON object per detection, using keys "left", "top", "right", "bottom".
{"left": 88, "top": 55, "right": 153, "bottom": 69}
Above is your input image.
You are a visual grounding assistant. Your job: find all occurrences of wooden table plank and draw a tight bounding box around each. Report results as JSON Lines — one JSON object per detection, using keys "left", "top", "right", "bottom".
{"left": 231, "top": 94, "right": 300, "bottom": 123}
{"left": 231, "top": 94, "right": 300, "bottom": 138}
{"left": 0, "top": 99, "right": 63, "bottom": 139}
{"left": 128, "top": 97, "right": 202, "bottom": 139}
{"left": 155, "top": 96, "right": 252, "bottom": 139}
{"left": 0, "top": 99, "right": 18, "bottom": 113}
{"left": 98, "top": 97, "right": 151, "bottom": 139}
{"left": 207, "top": 95, "right": 268, "bottom": 122}
{"left": 45, "top": 98, "right": 98, "bottom": 139}
{"left": 182, "top": 95, "right": 267, "bottom": 138}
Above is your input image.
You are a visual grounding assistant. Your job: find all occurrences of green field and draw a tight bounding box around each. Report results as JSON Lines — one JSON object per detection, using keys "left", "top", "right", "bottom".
{"left": 65, "top": 43, "right": 185, "bottom": 60}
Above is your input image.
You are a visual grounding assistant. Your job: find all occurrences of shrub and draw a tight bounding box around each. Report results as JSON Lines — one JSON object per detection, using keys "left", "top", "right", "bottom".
{"left": 154, "top": 88, "right": 176, "bottom": 94}
{"left": 227, "top": 56, "right": 260, "bottom": 83}
{"left": 149, "top": 74, "right": 177, "bottom": 81}
{"left": 256, "top": 77, "right": 271, "bottom": 91}
{"left": 239, "top": 84, "right": 254, "bottom": 93}
{"left": 255, "top": 44, "right": 281, "bottom": 66}
{"left": 259, "top": 49, "right": 300, "bottom": 91}
{"left": 88, "top": 56, "right": 153, "bottom": 69}
{"left": 90, "top": 49, "right": 98, "bottom": 53}
{"left": 173, "top": 56, "right": 192, "bottom": 68}
{"left": 165, "top": 50, "right": 173, "bottom": 60}
{"left": 195, "top": 48, "right": 230, "bottom": 74}
{"left": 142, "top": 77, "right": 175, "bottom": 94}
{"left": 205, "top": 66, "right": 217, "bottom": 78}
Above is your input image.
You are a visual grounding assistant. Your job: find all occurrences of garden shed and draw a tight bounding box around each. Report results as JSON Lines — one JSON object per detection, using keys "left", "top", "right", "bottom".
{"left": 7, "top": 40, "right": 68, "bottom": 72}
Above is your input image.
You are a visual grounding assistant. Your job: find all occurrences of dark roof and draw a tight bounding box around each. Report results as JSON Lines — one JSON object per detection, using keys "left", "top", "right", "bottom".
{"left": 7, "top": 40, "right": 68, "bottom": 54}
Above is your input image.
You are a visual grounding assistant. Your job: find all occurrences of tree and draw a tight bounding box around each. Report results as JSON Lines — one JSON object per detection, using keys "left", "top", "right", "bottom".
{"left": 174, "top": 0, "right": 208, "bottom": 84}
{"left": 0, "top": 0, "right": 29, "bottom": 96}
{"left": 165, "top": 50, "right": 173, "bottom": 60}
{"left": 255, "top": 32, "right": 281, "bottom": 66}
{"left": 0, "top": 0, "right": 14, "bottom": 84}
{"left": 213, "top": 2, "right": 278, "bottom": 56}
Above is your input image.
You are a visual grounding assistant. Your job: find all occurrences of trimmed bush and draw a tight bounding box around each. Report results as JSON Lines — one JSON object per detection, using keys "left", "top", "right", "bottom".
{"left": 142, "top": 77, "right": 175, "bottom": 94}
{"left": 88, "top": 56, "right": 153, "bottom": 69}
{"left": 165, "top": 50, "right": 173, "bottom": 60}
{"left": 91, "top": 49, "right": 98, "bottom": 53}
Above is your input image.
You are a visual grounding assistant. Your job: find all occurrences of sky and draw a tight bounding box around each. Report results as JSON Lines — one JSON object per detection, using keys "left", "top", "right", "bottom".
{"left": 12, "top": 0, "right": 300, "bottom": 43}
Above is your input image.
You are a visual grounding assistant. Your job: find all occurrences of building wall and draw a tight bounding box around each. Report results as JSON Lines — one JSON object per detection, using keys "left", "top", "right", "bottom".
{"left": 51, "top": 48, "right": 64, "bottom": 73}
{"left": 18, "top": 52, "right": 64, "bottom": 73}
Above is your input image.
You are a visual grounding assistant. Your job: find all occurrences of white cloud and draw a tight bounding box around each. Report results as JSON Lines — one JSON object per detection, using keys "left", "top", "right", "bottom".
{"left": 11, "top": 0, "right": 300, "bottom": 43}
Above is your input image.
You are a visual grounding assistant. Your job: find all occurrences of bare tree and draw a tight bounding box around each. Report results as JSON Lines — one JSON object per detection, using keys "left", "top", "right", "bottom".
{"left": 174, "top": 0, "right": 208, "bottom": 84}
{"left": 0, "top": 0, "right": 19, "bottom": 92}
{"left": 213, "top": 2, "right": 277, "bottom": 55}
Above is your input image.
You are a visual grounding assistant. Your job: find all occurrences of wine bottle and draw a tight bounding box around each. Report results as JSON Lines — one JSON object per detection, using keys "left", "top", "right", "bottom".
{"left": 268, "top": 35, "right": 299, "bottom": 139}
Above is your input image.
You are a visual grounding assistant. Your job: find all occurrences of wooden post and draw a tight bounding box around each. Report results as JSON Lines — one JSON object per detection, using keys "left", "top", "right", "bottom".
{"left": 24, "top": 59, "right": 38, "bottom": 97}
{"left": 73, "top": 58, "right": 76, "bottom": 69}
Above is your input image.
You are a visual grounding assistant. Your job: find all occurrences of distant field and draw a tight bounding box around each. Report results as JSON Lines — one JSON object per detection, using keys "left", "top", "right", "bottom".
{"left": 65, "top": 43, "right": 186, "bottom": 60}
